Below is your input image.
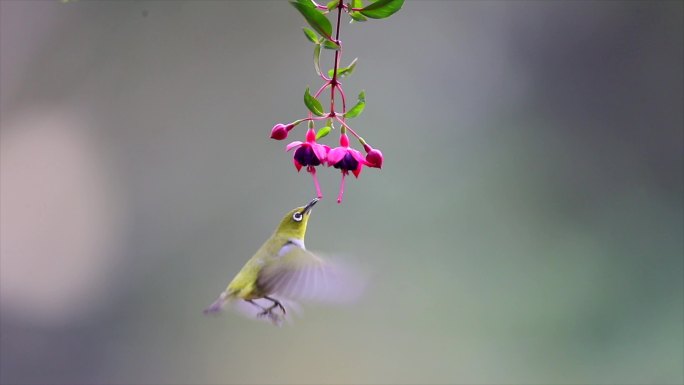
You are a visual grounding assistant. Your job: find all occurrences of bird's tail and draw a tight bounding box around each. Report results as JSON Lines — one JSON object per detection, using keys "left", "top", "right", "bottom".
{"left": 203, "top": 291, "right": 230, "bottom": 315}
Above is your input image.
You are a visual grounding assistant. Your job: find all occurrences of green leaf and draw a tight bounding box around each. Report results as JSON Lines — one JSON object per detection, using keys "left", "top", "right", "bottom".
{"left": 303, "top": 28, "right": 319, "bottom": 43}
{"left": 359, "top": 0, "right": 404, "bottom": 19}
{"left": 345, "top": 90, "right": 365, "bottom": 118}
{"left": 313, "top": 44, "right": 323, "bottom": 77}
{"left": 326, "top": 0, "right": 339, "bottom": 10}
{"left": 321, "top": 39, "right": 340, "bottom": 50}
{"left": 304, "top": 87, "right": 325, "bottom": 116}
{"left": 349, "top": 11, "right": 368, "bottom": 22}
{"left": 316, "top": 125, "right": 332, "bottom": 140}
{"left": 290, "top": 0, "right": 333, "bottom": 40}
{"left": 327, "top": 57, "right": 358, "bottom": 78}
{"left": 349, "top": 0, "right": 367, "bottom": 22}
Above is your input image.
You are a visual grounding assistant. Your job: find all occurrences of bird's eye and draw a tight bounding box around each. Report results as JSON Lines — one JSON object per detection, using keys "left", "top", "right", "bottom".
{"left": 292, "top": 212, "right": 303, "bottom": 222}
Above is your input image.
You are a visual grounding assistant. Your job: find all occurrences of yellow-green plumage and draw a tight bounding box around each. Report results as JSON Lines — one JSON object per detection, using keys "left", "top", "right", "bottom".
{"left": 226, "top": 205, "right": 313, "bottom": 299}
{"left": 203, "top": 198, "right": 360, "bottom": 325}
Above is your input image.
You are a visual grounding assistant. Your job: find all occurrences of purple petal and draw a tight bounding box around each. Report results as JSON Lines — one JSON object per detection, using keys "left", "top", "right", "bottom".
{"left": 350, "top": 149, "right": 368, "bottom": 164}
{"left": 312, "top": 144, "right": 328, "bottom": 162}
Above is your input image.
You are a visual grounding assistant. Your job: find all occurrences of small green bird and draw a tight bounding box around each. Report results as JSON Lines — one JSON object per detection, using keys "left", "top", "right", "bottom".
{"left": 204, "top": 198, "right": 363, "bottom": 325}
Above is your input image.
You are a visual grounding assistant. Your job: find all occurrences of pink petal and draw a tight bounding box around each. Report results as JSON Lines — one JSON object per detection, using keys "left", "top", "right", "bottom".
{"left": 350, "top": 149, "right": 368, "bottom": 164}
{"left": 312, "top": 144, "right": 328, "bottom": 163}
{"left": 286, "top": 141, "right": 303, "bottom": 152}
{"left": 327, "top": 147, "right": 347, "bottom": 165}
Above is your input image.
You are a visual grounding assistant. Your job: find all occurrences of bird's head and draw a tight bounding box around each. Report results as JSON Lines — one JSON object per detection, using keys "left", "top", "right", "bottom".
{"left": 274, "top": 197, "right": 319, "bottom": 240}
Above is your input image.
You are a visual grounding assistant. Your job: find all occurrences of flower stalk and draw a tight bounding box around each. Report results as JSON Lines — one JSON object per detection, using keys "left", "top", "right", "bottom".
{"left": 271, "top": 0, "right": 402, "bottom": 202}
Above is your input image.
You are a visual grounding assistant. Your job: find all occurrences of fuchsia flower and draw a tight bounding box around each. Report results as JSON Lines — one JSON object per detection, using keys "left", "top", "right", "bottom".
{"left": 286, "top": 128, "right": 329, "bottom": 198}
{"left": 327, "top": 133, "right": 369, "bottom": 203}
{"left": 363, "top": 143, "right": 384, "bottom": 169}
{"left": 270, "top": 123, "right": 295, "bottom": 140}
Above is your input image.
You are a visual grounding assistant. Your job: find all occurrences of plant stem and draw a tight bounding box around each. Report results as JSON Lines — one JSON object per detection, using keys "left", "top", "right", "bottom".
{"left": 293, "top": 116, "right": 331, "bottom": 126}
{"left": 314, "top": 82, "right": 330, "bottom": 98}
{"left": 334, "top": 116, "right": 362, "bottom": 140}
{"left": 336, "top": 83, "right": 347, "bottom": 114}
{"left": 330, "top": 0, "right": 344, "bottom": 113}
{"left": 309, "top": 82, "right": 331, "bottom": 120}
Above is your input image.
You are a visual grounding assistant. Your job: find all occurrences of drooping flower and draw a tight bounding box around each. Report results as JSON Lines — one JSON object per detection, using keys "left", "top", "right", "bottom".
{"left": 286, "top": 128, "right": 329, "bottom": 198}
{"left": 363, "top": 144, "right": 384, "bottom": 169}
{"left": 270, "top": 123, "right": 295, "bottom": 140}
{"left": 327, "top": 133, "right": 368, "bottom": 203}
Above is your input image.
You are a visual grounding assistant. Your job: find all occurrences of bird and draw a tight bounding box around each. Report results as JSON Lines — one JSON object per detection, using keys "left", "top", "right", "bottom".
{"left": 203, "top": 197, "right": 364, "bottom": 325}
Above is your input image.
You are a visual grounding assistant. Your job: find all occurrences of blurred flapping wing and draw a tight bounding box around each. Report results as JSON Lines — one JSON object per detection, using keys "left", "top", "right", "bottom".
{"left": 257, "top": 248, "right": 365, "bottom": 304}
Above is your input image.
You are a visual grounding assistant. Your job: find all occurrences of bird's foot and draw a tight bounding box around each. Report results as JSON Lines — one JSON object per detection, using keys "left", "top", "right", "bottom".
{"left": 249, "top": 298, "right": 286, "bottom": 326}
{"left": 257, "top": 308, "right": 284, "bottom": 326}
{"left": 263, "top": 296, "right": 286, "bottom": 315}
{"left": 273, "top": 302, "right": 286, "bottom": 315}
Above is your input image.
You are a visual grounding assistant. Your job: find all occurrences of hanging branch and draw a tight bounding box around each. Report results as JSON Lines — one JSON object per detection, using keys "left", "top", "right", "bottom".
{"left": 271, "top": 0, "right": 403, "bottom": 203}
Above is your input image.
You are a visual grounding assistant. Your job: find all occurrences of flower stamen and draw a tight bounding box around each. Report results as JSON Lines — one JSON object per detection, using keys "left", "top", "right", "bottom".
{"left": 308, "top": 166, "right": 323, "bottom": 199}
{"left": 337, "top": 171, "right": 347, "bottom": 204}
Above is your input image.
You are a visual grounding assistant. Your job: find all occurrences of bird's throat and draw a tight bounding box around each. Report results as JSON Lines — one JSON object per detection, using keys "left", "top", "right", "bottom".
{"left": 277, "top": 238, "right": 306, "bottom": 257}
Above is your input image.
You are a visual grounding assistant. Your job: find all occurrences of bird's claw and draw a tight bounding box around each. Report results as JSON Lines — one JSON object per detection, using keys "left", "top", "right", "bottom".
{"left": 257, "top": 309, "right": 283, "bottom": 326}
{"left": 248, "top": 298, "right": 286, "bottom": 326}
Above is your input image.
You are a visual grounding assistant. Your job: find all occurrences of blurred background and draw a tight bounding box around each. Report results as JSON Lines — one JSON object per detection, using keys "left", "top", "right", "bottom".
{"left": 1, "top": 1, "right": 682, "bottom": 384}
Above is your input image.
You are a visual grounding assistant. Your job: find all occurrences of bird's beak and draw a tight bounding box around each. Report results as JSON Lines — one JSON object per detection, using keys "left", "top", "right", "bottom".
{"left": 302, "top": 197, "right": 319, "bottom": 214}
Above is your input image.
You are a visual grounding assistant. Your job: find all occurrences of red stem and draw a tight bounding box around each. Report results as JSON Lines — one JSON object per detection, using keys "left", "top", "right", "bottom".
{"left": 334, "top": 116, "right": 362, "bottom": 140}
{"left": 336, "top": 83, "right": 347, "bottom": 114}
{"left": 330, "top": 0, "right": 344, "bottom": 113}
{"left": 314, "top": 82, "right": 330, "bottom": 98}
{"left": 311, "top": 1, "right": 328, "bottom": 10}
{"left": 308, "top": 82, "right": 331, "bottom": 120}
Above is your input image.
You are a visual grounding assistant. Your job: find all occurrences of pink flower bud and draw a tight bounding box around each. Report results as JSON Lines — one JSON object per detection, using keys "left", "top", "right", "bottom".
{"left": 365, "top": 147, "right": 383, "bottom": 168}
{"left": 270, "top": 124, "right": 289, "bottom": 140}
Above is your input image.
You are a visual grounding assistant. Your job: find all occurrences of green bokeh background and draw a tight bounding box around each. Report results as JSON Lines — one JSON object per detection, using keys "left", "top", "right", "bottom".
{"left": 1, "top": 1, "right": 682, "bottom": 384}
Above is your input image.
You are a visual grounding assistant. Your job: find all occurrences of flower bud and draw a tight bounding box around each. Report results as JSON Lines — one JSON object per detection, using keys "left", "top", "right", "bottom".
{"left": 365, "top": 147, "right": 383, "bottom": 168}
{"left": 270, "top": 124, "right": 289, "bottom": 140}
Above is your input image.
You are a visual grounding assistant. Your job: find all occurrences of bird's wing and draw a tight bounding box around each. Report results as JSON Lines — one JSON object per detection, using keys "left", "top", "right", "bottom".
{"left": 257, "top": 247, "right": 366, "bottom": 304}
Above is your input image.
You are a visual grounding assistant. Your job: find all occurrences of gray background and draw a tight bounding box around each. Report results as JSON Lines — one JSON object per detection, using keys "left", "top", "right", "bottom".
{"left": 1, "top": 1, "right": 682, "bottom": 384}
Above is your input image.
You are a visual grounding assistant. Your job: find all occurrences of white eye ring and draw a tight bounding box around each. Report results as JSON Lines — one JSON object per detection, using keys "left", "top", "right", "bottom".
{"left": 293, "top": 212, "right": 303, "bottom": 222}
